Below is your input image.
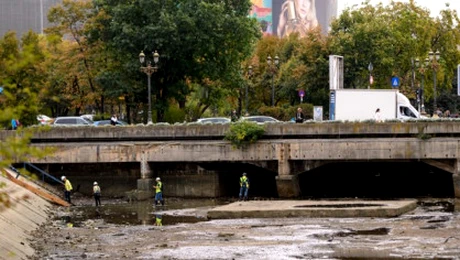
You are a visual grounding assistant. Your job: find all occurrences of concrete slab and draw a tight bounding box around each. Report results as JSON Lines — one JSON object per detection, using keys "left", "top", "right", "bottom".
{"left": 207, "top": 200, "right": 418, "bottom": 219}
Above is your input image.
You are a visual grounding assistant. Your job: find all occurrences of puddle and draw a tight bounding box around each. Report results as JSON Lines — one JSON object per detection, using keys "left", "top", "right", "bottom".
{"left": 57, "top": 198, "right": 229, "bottom": 226}
{"left": 418, "top": 200, "right": 455, "bottom": 212}
{"left": 334, "top": 227, "right": 390, "bottom": 237}
{"left": 295, "top": 203, "right": 385, "bottom": 208}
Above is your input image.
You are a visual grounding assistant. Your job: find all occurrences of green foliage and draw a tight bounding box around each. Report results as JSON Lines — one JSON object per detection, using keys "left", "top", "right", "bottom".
{"left": 93, "top": 113, "right": 110, "bottom": 121}
{"left": 328, "top": 1, "right": 460, "bottom": 110}
{"left": 0, "top": 128, "right": 54, "bottom": 208}
{"left": 163, "top": 105, "right": 186, "bottom": 124}
{"left": 224, "top": 121, "right": 265, "bottom": 148}
{"left": 92, "top": 0, "right": 261, "bottom": 122}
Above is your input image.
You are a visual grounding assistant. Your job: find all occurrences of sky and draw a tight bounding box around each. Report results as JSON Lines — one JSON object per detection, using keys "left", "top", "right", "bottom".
{"left": 338, "top": 0, "right": 460, "bottom": 17}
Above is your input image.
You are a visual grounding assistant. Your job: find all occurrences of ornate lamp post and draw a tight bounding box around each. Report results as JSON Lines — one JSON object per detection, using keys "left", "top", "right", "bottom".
{"left": 368, "top": 62, "right": 373, "bottom": 89}
{"left": 267, "top": 55, "right": 279, "bottom": 107}
{"left": 429, "top": 50, "right": 440, "bottom": 112}
{"left": 245, "top": 65, "right": 253, "bottom": 115}
{"left": 415, "top": 57, "right": 429, "bottom": 113}
{"left": 139, "top": 50, "right": 160, "bottom": 125}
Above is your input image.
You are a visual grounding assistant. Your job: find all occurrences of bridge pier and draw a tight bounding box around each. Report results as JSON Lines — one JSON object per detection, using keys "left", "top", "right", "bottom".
{"left": 276, "top": 175, "right": 300, "bottom": 197}
{"left": 136, "top": 152, "right": 154, "bottom": 200}
{"left": 454, "top": 160, "right": 460, "bottom": 198}
{"left": 275, "top": 144, "right": 300, "bottom": 198}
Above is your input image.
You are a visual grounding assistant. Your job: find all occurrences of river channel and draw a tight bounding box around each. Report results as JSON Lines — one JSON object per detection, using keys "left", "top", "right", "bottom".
{"left": 30, "top": 197, "right": 460, "bottom": 259}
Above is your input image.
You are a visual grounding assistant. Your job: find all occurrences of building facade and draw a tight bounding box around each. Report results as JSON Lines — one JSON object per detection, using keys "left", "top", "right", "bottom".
{"left": 0, "top": 0, "right": 62, "bottom": 38}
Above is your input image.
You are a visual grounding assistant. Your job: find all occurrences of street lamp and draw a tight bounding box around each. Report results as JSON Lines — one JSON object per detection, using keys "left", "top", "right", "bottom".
{"left": 415, "top": 57, "right": 429, "bottom": 113}
{"left": 139, "top": 50, "right": 160, "bottom": 125}
{"left": 368, "top": 62, "right": 373, "bottom": 89}
{"left": 428, "top": 50, "right": 441, "bottom": 112}
{"left": 245, "top": 65, "right": 253, "bottom": 115}
{"left": 267, "top": 55, "right": 279, "bottom": 107}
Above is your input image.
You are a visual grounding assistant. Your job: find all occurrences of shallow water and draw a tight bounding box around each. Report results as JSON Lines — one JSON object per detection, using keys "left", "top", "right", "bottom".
{"left": 60, "top": 197, "right": 458, "bottom": 227}
{"left": 59, "top": 197, "right": 230, "bottom": 226}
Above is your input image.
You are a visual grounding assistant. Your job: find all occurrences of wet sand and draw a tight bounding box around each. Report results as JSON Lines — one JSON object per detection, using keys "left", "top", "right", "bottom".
{"left": 28, "top": 197, "right": 460, "bottom": 259}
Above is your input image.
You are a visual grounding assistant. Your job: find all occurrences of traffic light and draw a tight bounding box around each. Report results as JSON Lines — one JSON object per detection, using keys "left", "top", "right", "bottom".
{"left": 416, "top": 88, "right": 421, "bottom": 102}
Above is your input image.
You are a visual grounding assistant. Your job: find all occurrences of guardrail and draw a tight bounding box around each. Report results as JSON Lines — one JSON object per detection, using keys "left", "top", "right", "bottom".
{"left": 21, "top": 162, "right": 63, "bottom": 185}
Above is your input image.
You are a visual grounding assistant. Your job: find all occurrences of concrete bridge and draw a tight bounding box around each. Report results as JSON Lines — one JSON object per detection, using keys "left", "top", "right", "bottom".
{"left": 4, "top": 121, "right": 460, "bottom": 199}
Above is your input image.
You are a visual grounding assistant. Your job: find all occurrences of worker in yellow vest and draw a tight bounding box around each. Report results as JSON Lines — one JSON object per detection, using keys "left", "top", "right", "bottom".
{"left": 239, "top": 172, "right": 250, "bottom": 201}
{"left": 61, "top": 176, "right": 73, "bottom": 204}
{"left": 153, "top": 177, "right": 164, "bottom": 206}
{"left": 93, "top": 181, "right": 101, "bottom": 206}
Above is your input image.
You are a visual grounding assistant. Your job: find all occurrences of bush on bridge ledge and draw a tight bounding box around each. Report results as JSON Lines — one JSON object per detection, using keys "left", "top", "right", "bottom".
{"left": 224, "top": 121, "right": 265, "bottom": 149}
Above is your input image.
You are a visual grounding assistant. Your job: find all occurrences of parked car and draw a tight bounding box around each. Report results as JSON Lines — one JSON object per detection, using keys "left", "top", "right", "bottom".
{"left": 241, "top": 116, "right": 280, "bottom": 124}
{"left": 52, "top": 116, "right": 93, "bottom": 126}
{"left": 94, "top": 120, "right": 128, "bottom": 126}
{"left": 37, "top": 114, "right": 54, "bottom": 125}
{"left": 80, "top": 114, "right": 95, "bottom": 121}
{"left": 196, "top": 117, "right": 231, "bottom": 124}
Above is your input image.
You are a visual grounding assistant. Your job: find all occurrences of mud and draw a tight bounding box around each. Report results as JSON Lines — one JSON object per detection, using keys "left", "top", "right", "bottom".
{"left": 29, "top": 197, "right": 460, "bottom": 259}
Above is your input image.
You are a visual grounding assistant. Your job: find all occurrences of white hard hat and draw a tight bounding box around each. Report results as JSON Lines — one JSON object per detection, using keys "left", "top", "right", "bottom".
{"left": 156, "top": 177, "right": 160, "bottom": 181}
{"left": 93, "top": 182, "right": 98, "bottom": 185}
{"left": 61, "top": 176, "right": 66, "bottom": 181}
{"left": 243, "top": 172, "right": 247, "bottom": 176}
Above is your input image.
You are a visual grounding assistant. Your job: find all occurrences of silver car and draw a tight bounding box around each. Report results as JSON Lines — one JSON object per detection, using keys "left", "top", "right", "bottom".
{"left": 196, "top": 117, "right": 231, "bottom": 124}
{"left": 52, "top": 116, "right": 92, "bottom": 126}
{"left": 241, "top": 116, "right": 280, "bottom": 124}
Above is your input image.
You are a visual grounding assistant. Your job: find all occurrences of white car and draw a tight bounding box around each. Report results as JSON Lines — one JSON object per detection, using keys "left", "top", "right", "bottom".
{"left": 241, "top": 116, "right": 280, "bottom": 124}
{"left": 80, "top": 114, "right": 95, "bottom": 121}
{"left": 37, "top": 114, "right": 53, "bottom": 125}
{"left": 196, "top": 117, "right": 231, "bottom": 124}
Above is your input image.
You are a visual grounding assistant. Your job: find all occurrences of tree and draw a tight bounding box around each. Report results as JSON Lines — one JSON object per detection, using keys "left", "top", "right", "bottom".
{"left": 92, "top": 0, "right": 261, "bottom": 122}
{"left": 328, "top": 0, "right": 460, "bottom": 115}
{"left": 46, "top": 0, "right": 108, "bottom": 116}
{"left": 0, "top": 32, "right": 54, "bottom": 208}
{"left": 0, "top": 31, "right": 46, "bottom": 126}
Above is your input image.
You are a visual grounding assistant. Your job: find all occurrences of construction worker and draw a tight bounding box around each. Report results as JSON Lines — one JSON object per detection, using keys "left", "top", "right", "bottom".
{"left": 153, "top": 177, "right": 164, "bottom": 206}
{"left": 61, "top": 176, "right": 73, "bottom": 204}
{"left": 154, "top": 214, "right": 163, "bottom": 226}
{"left": 239, "top": 172, "right": 250, "bottom": 201}
{"left": 93, "top": 181, "right": 101, "bottom": 206}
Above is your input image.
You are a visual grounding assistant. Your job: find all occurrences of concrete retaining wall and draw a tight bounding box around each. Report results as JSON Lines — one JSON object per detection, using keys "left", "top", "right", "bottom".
{"left": 0, "top": 173, "right": 53, "bottom": 259}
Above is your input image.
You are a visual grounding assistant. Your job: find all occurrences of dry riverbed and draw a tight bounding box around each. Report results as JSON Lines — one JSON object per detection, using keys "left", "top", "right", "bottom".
{"left": 29, "top": 197, "right": 460, "bottom": 259}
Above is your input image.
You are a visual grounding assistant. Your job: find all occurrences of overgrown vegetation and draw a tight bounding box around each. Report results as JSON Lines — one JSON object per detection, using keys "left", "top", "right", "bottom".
{"left": 224, "top": 121, "right": 265, "bottom": 148}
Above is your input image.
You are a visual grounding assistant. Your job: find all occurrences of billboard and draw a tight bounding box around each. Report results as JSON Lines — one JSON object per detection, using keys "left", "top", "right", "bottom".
{"left": 250, "top": 0, "right": 338, "bottom": 36}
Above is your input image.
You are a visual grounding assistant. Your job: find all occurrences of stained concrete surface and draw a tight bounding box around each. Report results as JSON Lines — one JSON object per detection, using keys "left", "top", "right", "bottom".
{"left": 207, "top": 200, "right": 418, "bottom": 219}
{"left": 28, "top": 198, "right": 460, "bottom": 260}
{"left": 0, "top": 172, "right": 52, "bottom": 260}
{"left": 3, "top": 171, "right": 460, "bottom": 259}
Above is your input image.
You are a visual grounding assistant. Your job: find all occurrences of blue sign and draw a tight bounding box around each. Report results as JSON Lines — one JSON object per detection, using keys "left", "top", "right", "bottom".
{"left": 391, "top": 77, "right": 400, "bottom": 88}
{"left": 329, "top": 91, "right": 336, "bottom": 120}
{"left": 298, "top": 90, "right": 305, "bottom": 97}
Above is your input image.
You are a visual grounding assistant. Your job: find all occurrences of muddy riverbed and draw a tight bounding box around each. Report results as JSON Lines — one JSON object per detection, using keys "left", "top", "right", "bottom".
{"left": 30, "top": 197, "right": 460, "bottom": 259}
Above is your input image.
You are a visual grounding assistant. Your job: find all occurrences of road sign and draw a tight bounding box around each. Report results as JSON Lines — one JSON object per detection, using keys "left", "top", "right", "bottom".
{"left": 299, "top": 90, "right": 305, "bottom": 103}
{"left": 391, "top": 77, "right": 400, "bottom": 88}
{"left": 314, "top": 106, "right": 323, "bottom": 121}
